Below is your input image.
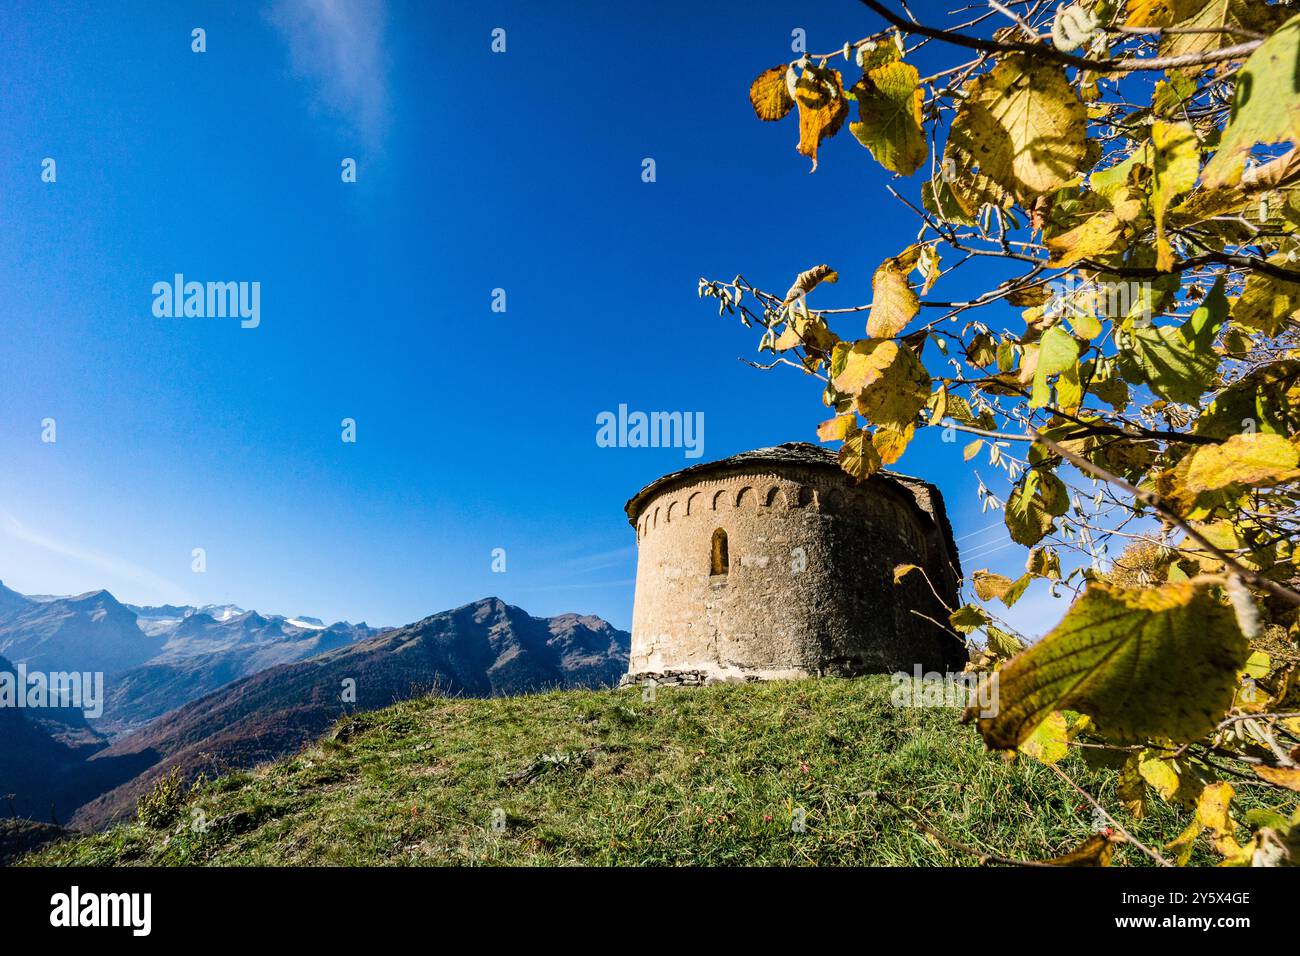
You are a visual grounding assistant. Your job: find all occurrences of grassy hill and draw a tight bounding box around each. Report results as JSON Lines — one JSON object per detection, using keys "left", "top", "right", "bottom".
{"left": 67, "top": 597, "right": 628, "bottom": 831}
{"left": 21, "top": 676, "right": 1222, "bottom": 866}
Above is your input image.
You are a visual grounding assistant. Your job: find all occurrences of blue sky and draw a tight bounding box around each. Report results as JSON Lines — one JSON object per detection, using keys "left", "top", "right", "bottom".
{"left": 0, "top": 0, "right": 1067, "bottom": 632}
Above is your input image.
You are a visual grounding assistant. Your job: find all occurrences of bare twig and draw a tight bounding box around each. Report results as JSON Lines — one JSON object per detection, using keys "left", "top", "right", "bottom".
{"left": 859, "top": 0, "right": 1263, "bottom": 73}
{"left": 1033, "top": 431, "right": 1300, "bottom": 607}
{"left": 1047, "top": 763, "right": 1172, "bottom": 867}
{"left": 873, "top": 790, "right": 1056, "bottom": 866}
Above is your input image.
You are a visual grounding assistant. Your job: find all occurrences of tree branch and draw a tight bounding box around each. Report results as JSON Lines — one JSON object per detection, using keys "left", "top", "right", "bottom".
{"left": 859, "top": 0, "right": 1263, "bottom": 73}
{"left": 1033, "top": 430, "right": 1300, "bottom": 607}
{"left": 1047, "top": 764, "right": 1172, "bottom": 867}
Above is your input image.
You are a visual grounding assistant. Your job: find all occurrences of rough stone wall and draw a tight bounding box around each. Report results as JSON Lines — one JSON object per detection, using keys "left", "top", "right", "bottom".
{"left": 625, "top": 463, "right": 964, "bottom": 684}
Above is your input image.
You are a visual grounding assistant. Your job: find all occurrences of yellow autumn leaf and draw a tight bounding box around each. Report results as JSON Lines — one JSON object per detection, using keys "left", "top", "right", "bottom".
{"left": 838, "top": 430, "right": 881, "bottom": 478}
{"left": 1151, "top": 120, "right": 1200, "bottom": 271}
{"left": 972, "top": 580, "right": 1249, "bottom": 748}
{"left": 794, "top": 64, "right": 848, "bottom": 172}
{"left": 816, "top": 413, "right": 858, "bottom": 442}
{"left": 1117, "top": 754, "right": 1149, "bottom": 818}
{"left": 1055, "top": 361, "right": 1083, "bottom": 414}
{"left": 944, "top": 55, "right": 1088, "bottom": 211}
{"left": 917, "top": 245, "right": 941, "bottom": 294}
{"left": 774, "top": 311, "right": 836, "bottom": 352}
{"left": 1042, "top": 832, "right": 1117, "bottom": 866}
{"left": 928, "top": 382, "right": 948, "bottom": 423}
{"left": 861, "top": 347, "right": 929, "bottom": 429}
{"left": 1166, "top": 780, "right": 1239, "bottom": 864}
{"left": 1184, "top": 433, "right": 1300, "bottom": 494}
{"left": 1045, "top": 211, "right": 1123, "bottom": 267}
{"left": 1232, "top": 265, "right": 1300, "bottom": 336}
{"left": 1254, "top": 766, "right": 1300, "bottom": 793}
{"left": 1199, "top": 780, "right": 1235, "bottom": 834}
{"left": 1019, "top": 710, "right": 1070, "bottom": 765}
{"left": 748, "top": 64, "right": 794, "bottom": 122}
{"left": 1159, "top": 0, "right": 1283, "bottom": 61}
{"left": 973, "top": 569, "right": 1014, "bottom": 602}
{"left": 893, "top": 563, "right": 923, "bottom": 584}
{"left": 782, "top": 264, "right": 839, "bottom": 304}
{"left": 872, "top": 422, "right": 914, "bottom": 464}
{"left": 1125, "top": 0, "right": 1191, "bottom": 28}
{"left": 866, "top": 258, "right": 920, "bottom": 338}
{"left": 831, "top": 339, "right": 930, "bottom": 429}
{"left": 1137, "top": 754, "right": 1183, "bottom": 802}
{"left": 1027, "top": 546, "right": 1061, "bottom": 580}
{"left": 831, "top": 338, "right": 891, "bottom": 393}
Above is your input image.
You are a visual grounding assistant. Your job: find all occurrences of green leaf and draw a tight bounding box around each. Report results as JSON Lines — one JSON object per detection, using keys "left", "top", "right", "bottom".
{"left": 1031, "top": 325, "right": 1082, "bottom": 408}
{"left": 1183, "top": 274, "right": 1229, "bottom": 350}
{"left": 849, "top": 61, "right": 926, "bottom": 176}
{"left": 1019, "top": 710, "right": 1070, "bottom": 765}
{"left": 1004, "top": 470, "right": 1066, "bottom": 546}
{"left": 1027, "top": 546, "right": 1061, "bottom": 580}
{"left": 950, "top": 604, "right": 992, "bottom": 633}
{"left": 921, "top": 173, "right": 977, "bottom": 226}
{"left": 1203, "top": 13, "right": 1300, "bottom": 188}
{"left": 1090, "top": 141, "right": 1150, "bottom": 199}
{"left": 1003, "top": 572, "right": 1033, "bottom": 608}
{"left": 986, "top": 625, "right": 1026, "bottom": 659}
{"left": 1121, "top": 280, "right": 1227, "bottom": 403}
{"left": 973, "top": 581, "right": 1250, "bottom": 748}
{"left": 1067, "top": 309, "right": 1101, "bottom": 340}
{"left": 1194, "top": 359, "right": 1300, "bottom": 438}
{"left": 1152, "top": 73, "right": 1197, "bottom": 118}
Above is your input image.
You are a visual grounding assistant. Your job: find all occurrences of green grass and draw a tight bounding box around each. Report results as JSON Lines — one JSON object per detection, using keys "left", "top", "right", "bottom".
{"left": 20, "top": 676, "right": 1265, "bottom": 866}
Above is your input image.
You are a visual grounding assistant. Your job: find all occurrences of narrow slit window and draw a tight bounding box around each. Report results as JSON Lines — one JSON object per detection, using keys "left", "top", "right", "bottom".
{"left": 710, "top": 528, "right": 729, "bottom": 577}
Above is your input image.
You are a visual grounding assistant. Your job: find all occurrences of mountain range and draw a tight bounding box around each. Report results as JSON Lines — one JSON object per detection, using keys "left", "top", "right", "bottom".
{"left": 0, "top": 582, "right": 385, "bottom": 734}
{"left": 0, "top": 583, "right": 629, "bottom": 832}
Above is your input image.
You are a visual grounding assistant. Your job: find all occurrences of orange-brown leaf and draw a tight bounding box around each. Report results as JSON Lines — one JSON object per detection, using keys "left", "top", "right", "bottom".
{"left": 795, "top": 65, "right": 848, "bottom": 171}
{"left": 749, "top": 65, "right": 794, "bottom": 122}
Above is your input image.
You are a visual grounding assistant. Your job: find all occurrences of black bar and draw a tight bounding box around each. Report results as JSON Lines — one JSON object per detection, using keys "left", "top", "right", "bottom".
{"left": 0, "top": 866, "right": 1281, "bottom": 940}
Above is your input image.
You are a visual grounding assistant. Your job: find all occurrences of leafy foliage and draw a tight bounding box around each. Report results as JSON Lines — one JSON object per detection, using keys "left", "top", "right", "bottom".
{"left": 705, "top": 0, "right": 1300, "bottom": 865}
{"left": 974, "top": 580, "right": 1249, "bottom": 748}
{"left": 136, "top": 767, "right": 201, "bottom": 829}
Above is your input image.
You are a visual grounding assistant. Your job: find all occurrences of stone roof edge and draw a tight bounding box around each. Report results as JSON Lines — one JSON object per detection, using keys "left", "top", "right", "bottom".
{"left": 623, "top": 442, "right": 962, "bottom": 580}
